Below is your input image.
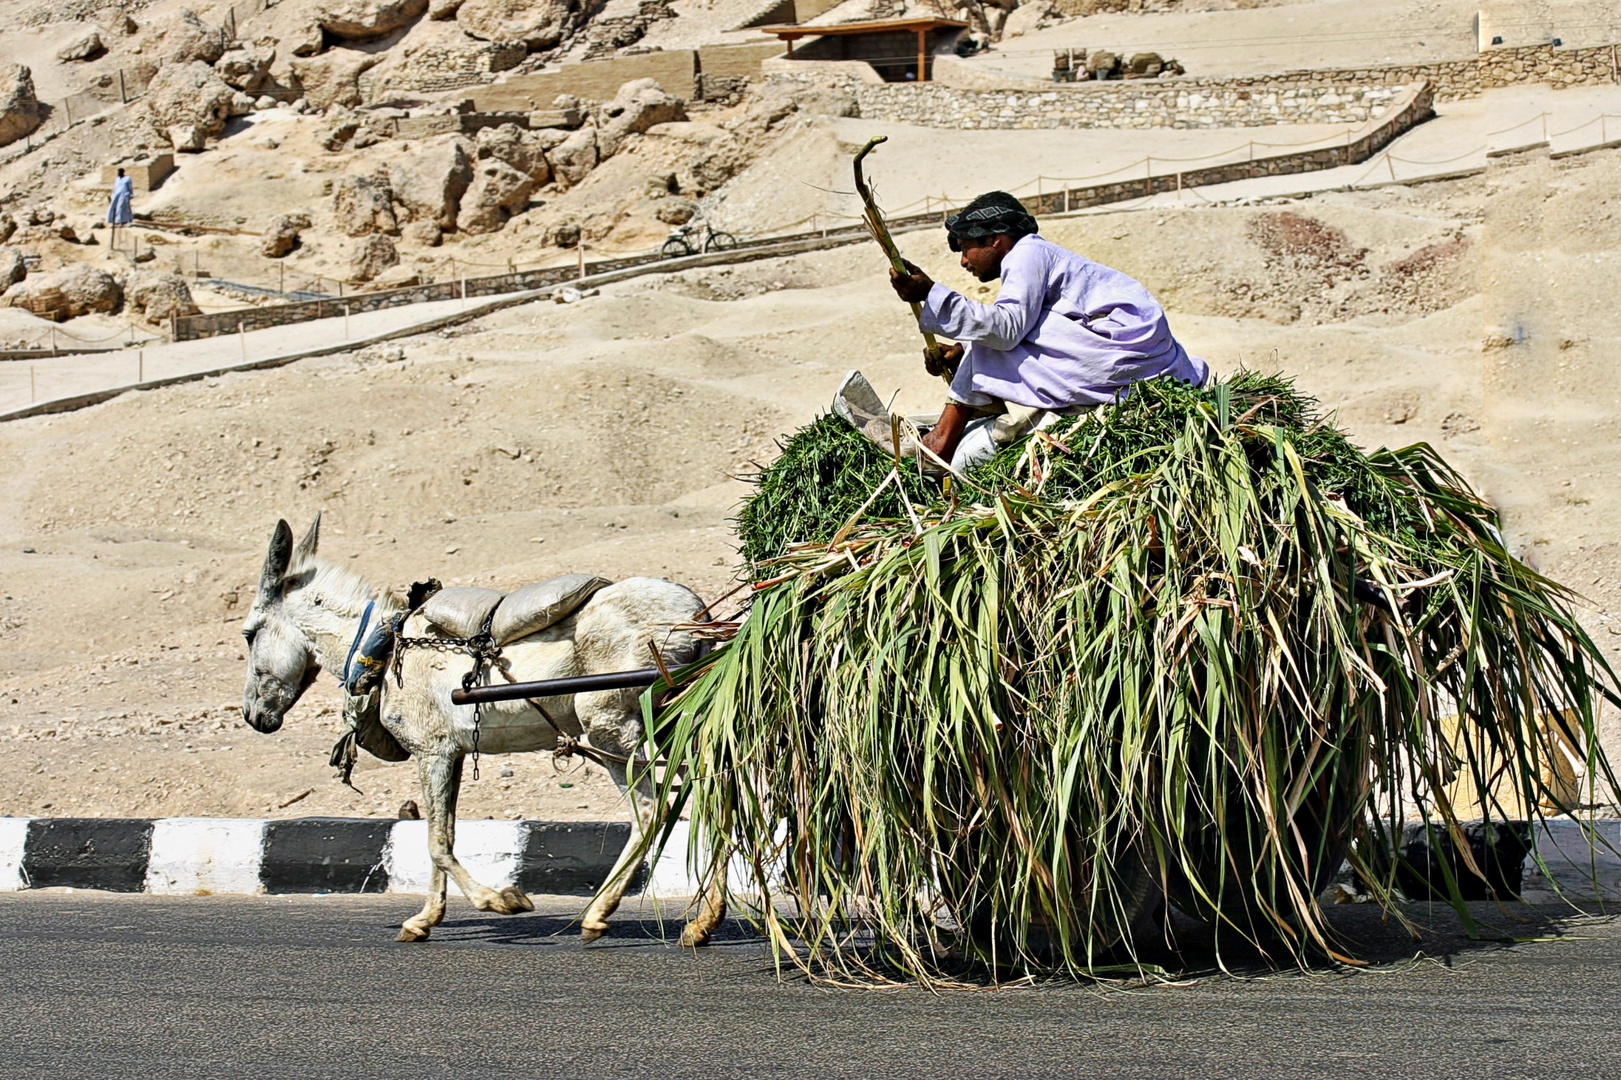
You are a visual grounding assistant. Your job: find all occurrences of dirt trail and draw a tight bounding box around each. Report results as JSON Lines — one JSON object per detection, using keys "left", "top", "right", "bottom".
{"left": 3, "top": 150, "right": 1620, "bottom": 820}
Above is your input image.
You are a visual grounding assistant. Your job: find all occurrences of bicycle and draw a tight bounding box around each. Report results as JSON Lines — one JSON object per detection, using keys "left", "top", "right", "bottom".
{"left": 662, "top": 223, "right": 739, "bottom": 257}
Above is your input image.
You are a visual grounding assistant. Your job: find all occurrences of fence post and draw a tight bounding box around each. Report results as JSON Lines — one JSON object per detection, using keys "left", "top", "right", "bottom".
{"left": 343, "top": 304, "right": 350, "bottom": 339}
{"left": 118, "top": 69, "right": 127, "bottom": 104}
{"left": 239, "top": 321, "right": 247, "bottom": 360}
{"left": 30, "top": 364, "right": 35, "bottom": 403}
{"left": 578, "top": 244, "right": 585, "bottom": 281}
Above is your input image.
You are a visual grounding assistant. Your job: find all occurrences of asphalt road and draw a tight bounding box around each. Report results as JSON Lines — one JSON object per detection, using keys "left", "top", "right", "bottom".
{"left": 2, "top": 892, "right": 1618, "bottom": 1079}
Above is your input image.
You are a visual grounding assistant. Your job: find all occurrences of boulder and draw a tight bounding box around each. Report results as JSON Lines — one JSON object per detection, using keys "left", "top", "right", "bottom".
{"left": 429, "top": 0, "right": 466, "bottom": 16}
{"left": 1001, "top": 1, "right": 1060, "bottom": 39}
{"left": 289, "top": 48, "right": 384, "bottom": 109}
{"left": 122, "top": 270, "right": 199, "bottom": 324}
{"left": 0, "top": 65, "right": 43, "bottom": 149}
{"left": 315, "top": 0, "right": 428, "bottom": 39}
{"left": 105, "top": 13, "right": 139, "bottom": 36}
{"left": 144, "top": 61, "right": 238, "bottom": 136}
{"left": 654, "top": 198, "right": 696, "bottom": 225}
{"left": 332, "top": 173, "right": 399, "bottom": 236}
{"left": 404, "top": 220, "right": 443, "bottom": 246}
{"left": 163, "top": 8, "right": 228, "bottom": 65}
{"left": 0, "top": 214, "right": 15, "bottom": 244}
{"left": 474, "top": 123, "right": 551, "bottom": 184}
{"left": 5, "top": 264, "right": 122, "bottom": 319}
{"left": 386, "top": 134, "right": 473, "bottom": 229}
{"left": 547, "top": 126, "right": 598, "bottom": 188}
{"left": 457, "top": 0, "right": 570, "bottom": 49}
{"left": 57, "top": 30, "right": 107, "bottom": 62}
{"left": 544, "top": 220, "right": 579, "bottom": 248}
{"left": 350, "top": 233, "right": 399, "bottom": 281}
{"left": 261, "top": 216, "right": 302, "bottom": 257}
{"left": 596, "top": 78, "right": 686, "bottom": 159}
{"left": 456, "top": 158, "right": 533, "bottom": 235}
{"left": 216, "top": 46, "right": 276, "bottom": 94}
{"left": 168, "top": 124, "right": 207, "bottom": 152}
{"left": 288, "top": 21, "right": 325, "bottom": 57}
{"left": 0, "top": 246, "right": 25, "bottom": 292}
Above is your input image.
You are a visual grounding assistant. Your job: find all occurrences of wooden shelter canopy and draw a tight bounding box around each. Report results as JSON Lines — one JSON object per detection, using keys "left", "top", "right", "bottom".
{"left": 767, "top": 18, "right": 969, "bottom": 82}
{"left": 767, "top": 17, "right": 969, "bottom": 40}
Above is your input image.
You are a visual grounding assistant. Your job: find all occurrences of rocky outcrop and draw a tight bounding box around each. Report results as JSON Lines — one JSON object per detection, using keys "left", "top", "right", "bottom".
{"left": 290, "top": 49, "right": 384, "bottom": 109}
{"left": 144, "top": 61, "right": 238, "bottom": 139}
{"left": 57, "top": 30, "right": 106, "bottom": 62}
{"left": 216, "top": 46, "right": 276, "bottom": 94}
{"left": 333, "top": 173, "right": 399, "bottom": 236}
{"left": 350, "top": 234, "right": 399, "bottom": 281}
{"left": 456, "top": 158, "right": 533, "bottom": 234}
{"left": 429, "top": 0, "right": 466, "bottom": 16}
{"left": 315, "top": 0, "right": 429, "bottom": 39}
{"left": 654, "top": 198, "right": 696, "bottom": 225}
{"left": 547, "top": 126, "right": 598, "bottom": 189}
{"left": 596, "top": 78, "right": 685, "bottom": 158}
{"left": 0, "top": 214, "right": 15, "bottom": 245}
{"left": 261, "top": 216, "right": 303, "bottom": 258}
{"left": 1001, "top": 1, "right": 1061, "bottom": 39}
{"left": 387, "top": 135, "right": 473, "bottom": 229}
{"left": 457, "top": 0, "right": 570, "bottom": 50}
{"left": 121, "top": 270, "right": 200, "bottom": 325}
{"left": 0, "top": 65, "right": 43, "bottom": 150}
{"left": 163, "top": 8, "right": 228, "bottom": 65}
{"left": 474, "top": 124, "right": 552, "bottom": 185}
{"left": 4, "top": 264, "right": 122, "bottom": 320}
{"left": 0, "top": 247, "right": 26, "bottom": 292}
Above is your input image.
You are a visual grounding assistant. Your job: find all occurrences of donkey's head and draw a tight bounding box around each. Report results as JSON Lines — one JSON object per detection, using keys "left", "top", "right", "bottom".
{"left": 241, "top": 516, "right": 323, "bottom": 733}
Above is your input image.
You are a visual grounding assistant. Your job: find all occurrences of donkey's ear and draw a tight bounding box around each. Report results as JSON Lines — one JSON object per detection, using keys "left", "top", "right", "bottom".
{"left": 259, "top": 519, "right": 294, "bottom": 600}
{"left": 293, "top": 511, "right": 322, "bottom": 566}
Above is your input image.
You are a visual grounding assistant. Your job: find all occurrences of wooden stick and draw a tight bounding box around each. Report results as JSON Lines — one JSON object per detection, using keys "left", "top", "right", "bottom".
{"left": 853, "top": 136, "right": 950, "bottom": 386}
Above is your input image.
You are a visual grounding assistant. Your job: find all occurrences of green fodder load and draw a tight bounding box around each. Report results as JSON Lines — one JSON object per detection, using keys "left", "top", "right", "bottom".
{"left": 640, "top": 374, "right": 1620, "bottom": 982}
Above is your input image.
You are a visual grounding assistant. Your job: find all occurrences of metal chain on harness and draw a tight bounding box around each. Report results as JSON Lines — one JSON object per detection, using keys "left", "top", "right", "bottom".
{"left": 393, "top": 615, "right": 502, "bottom": 781}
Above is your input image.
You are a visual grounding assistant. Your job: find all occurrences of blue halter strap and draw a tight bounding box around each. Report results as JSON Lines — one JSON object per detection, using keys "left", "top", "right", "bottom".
{"left": 343, "top": 599, "right": 376, "bottom": 686}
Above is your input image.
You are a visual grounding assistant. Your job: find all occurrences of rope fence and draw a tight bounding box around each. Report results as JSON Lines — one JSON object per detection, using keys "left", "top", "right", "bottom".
{"left": 170, "top": 83, "right": 1445, "bottom": 341}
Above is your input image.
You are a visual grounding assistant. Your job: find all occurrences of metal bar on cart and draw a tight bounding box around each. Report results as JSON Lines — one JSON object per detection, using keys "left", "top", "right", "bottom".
{"left": 450, "top": 668, "right": 662, "bottom": 706}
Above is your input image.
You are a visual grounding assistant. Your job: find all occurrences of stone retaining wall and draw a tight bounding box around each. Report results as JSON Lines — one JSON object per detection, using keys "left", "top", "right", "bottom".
{"left": 852, "top": 79, "right": 1409, "bottom": 130}
{"left": 1482, "top": 43, "right": 1621, "bottom": 89}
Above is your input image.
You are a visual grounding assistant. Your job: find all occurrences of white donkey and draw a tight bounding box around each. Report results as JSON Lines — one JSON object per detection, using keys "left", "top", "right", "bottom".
{"left": 241, "top": 515, "right": 724, "bottom": 944}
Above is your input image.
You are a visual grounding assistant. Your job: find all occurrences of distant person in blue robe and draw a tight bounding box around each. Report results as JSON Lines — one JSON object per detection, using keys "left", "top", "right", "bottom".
{"left": 106, "top": 168, "right": 134, "bottom": 226}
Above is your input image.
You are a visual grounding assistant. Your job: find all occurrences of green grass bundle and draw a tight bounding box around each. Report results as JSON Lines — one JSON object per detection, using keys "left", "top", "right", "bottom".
{"left": 638, "top": 374, "right": 1620, "bottom": 982}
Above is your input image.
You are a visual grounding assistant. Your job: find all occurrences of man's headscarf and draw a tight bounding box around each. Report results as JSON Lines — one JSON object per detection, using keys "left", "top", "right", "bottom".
{"left": 945, "top": 191, "right": 1039, "bottom": 252}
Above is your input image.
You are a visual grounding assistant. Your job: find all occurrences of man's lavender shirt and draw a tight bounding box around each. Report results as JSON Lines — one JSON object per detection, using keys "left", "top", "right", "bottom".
{"left": 918, "top": 234, "right": 1208, "bottom": 410}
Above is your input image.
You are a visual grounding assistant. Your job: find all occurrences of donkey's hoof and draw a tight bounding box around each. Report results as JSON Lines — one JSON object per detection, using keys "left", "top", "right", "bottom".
{"left": 500, "top": 886, "right": 535, "bottom": 913}
{"left": 397, "top": 924, "right": 431, "bottom": 943}
{"left": 580, "top": 923, "right": 609, "bottom": 943}
{"left": 679, "top": 923, "right": 712, "bottom": 948}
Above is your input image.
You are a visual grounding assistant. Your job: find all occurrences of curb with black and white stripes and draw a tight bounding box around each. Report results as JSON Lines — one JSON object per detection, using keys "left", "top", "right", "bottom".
{"left": 0, "top": 817, "right": 704, "bottom": 897}
{"left": 1, "top": 816, "right": 1617, "bottom": 902}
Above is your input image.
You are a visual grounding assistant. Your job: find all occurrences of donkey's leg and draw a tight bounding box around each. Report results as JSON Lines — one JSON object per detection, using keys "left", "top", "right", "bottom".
{"left": 422, "top": 750, "right": 534, "bottom": 917}
{"left": 679, "top": 844, "right": 729, "bottom": 949}
{"left": 398, "top": 755, "right": 451, "bottom": 942}
{"left": 579, "top": 753, "right": 656, "bottom": 942}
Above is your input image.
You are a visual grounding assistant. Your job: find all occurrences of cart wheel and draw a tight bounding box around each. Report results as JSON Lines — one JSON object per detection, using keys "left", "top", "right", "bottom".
{"left": 704, "top": 231, "right": 738, "bottom": 253}
{"left": 662, "top": 238, "right": 690, "bottom": 259}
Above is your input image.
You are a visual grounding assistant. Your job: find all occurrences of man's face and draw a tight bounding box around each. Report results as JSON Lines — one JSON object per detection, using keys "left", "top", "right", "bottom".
{"left": 958, "top": 234, "right": 1013, "bottom": 283}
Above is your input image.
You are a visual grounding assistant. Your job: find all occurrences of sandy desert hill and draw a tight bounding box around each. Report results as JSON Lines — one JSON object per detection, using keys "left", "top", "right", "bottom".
{"left": 1, "top": 0, "right": 1620, "bottom": 822}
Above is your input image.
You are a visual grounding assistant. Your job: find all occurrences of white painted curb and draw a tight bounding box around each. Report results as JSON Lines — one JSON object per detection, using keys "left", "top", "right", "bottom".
{"left": 146, "top": 818, "right": 267, "bottom": 896}
{"left": 384, "top": 819, "right": 527, "bottom": 894}
{"left": 0, "top": 817, "right": 30, "bottom": 891}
